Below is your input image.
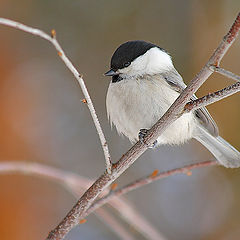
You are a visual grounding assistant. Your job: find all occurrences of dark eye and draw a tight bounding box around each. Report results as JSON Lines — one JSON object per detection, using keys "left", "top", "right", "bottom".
{"left": 124, "top": 62, "right": 131, "bottom": 67}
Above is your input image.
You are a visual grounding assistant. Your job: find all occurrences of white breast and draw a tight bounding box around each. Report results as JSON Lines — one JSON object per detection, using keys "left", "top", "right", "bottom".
{"left": 106, "top": 76, "right": 195, "bottom": 145}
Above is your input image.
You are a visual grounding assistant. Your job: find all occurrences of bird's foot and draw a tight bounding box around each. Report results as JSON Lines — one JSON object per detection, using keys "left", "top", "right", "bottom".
{"left": 138, "top": 129, "right": 157, "bottom": 148}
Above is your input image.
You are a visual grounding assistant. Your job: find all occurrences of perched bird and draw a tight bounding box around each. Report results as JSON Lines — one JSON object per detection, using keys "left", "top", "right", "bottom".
{"left": 105, "top": 40, "right": 240, "bottom": 168}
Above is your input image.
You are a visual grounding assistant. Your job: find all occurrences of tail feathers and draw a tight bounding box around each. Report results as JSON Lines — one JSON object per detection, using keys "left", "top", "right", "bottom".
{"left": 195, "top": 127, "right": 240, "bottom": 168}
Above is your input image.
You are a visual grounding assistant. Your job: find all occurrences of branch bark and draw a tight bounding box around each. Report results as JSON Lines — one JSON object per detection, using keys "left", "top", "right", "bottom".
{"left": 0, "top": 13, "right": 239, "bottom": 240}
{"left": 184, "top": 81, "right": 240, "bottom": 112}
{"left": 45, "top": 12, "right": 240, "bottom": 240}
{"left": 211, "top": 66, "right": 240, "bottom": 82}
{"left": 85, "top": 161, "right": 218, "bottom": 217}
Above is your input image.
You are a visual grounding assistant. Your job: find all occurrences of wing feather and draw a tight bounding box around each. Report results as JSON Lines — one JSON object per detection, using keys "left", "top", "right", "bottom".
{"left": 161, "top": 69, "right": 219, "bottom": 137}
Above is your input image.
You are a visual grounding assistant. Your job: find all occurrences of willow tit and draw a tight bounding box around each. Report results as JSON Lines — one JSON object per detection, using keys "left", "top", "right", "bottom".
{"left": 105, "top": 40, "right": 240, "bottom": 168}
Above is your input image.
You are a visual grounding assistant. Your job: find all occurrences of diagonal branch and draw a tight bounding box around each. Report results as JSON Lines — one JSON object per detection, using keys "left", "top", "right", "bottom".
{"left": 0, "top": 161, "right": 135, "bottom": 239}
{"left": 211, "top": 66, "right": 240, "bottom": 82}
{"left": 184, "top": 65, "right": 240, "bottom": 113}
{"left": 0, "top": 161, "right": 166, "bottom": 240}
{"left": 1, "top": 13, "right": 239, "bottom": 240}
{"left": 44, "top": 12, "right": 240, "bottom": 240}
{"left": 0, "top": 18, "right": 112, "bottom": 174}
{"left": 184, "top": 81, "right": 240, "bottom": 112}
{"left": 85, "top": 160, "right": 218, "bottom": 217}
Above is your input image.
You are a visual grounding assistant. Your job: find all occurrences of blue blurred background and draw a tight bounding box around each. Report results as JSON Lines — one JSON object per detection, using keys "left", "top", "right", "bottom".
{"left": 0, "top": 1, "right": 240, "bottom": 239}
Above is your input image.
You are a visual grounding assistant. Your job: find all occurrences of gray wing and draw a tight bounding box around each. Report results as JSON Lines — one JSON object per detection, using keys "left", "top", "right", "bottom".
{"left": 161, "top": 69, "right": 219, "bottom": 137}
{"left": 191, "top": 95, "right": 219, "bottom": 136}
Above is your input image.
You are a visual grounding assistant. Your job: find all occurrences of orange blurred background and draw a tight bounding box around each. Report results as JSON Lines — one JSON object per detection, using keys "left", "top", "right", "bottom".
{"left": 0, "top": 1, "right": 240, "bottom": 240}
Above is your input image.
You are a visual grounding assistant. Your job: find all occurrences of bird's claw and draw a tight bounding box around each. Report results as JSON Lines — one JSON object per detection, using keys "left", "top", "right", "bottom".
{"left": 138, "top": 129, "right": 157, "bottom": 148}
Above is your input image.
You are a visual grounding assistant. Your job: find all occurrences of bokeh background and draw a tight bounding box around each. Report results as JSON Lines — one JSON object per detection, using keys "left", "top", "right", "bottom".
{"left": 0, "top": 1, "right": 240, "bottom": 239}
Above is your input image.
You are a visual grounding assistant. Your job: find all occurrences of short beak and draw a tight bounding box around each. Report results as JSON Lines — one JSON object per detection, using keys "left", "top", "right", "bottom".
{"left": 104, "top": 69, "right": 118, "bottom": 76}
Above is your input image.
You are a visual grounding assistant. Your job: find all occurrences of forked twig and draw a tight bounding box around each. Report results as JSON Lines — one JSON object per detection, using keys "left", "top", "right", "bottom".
{"left": 85, "top": 161, "right": 218, "bottom": 217}
{"left": 184, "top": 81, "right": 240, "bottom": 112}
{"left": 45, "top": 12, "right": 240, "bottom": 240}
{"left": 211, "top": 66, "right": 240, "bottom": 82}
{"left": 0, "top": 13, "right": 239, "bottom": 240}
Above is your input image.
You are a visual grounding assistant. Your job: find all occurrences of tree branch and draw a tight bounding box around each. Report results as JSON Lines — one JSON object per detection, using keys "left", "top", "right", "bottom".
{"left": 184, "top": 65, "right": 240, "bottom": 112}
{"left": 184, "top": 81, "right": 240, "bottom": 112}
{"left": 0, "top": 13, "right": 239, "bottom": 240}
{"left": 0, "top": 161, "right": 166, "bottom": 240}
{"left": 211, "top": 66, "right": 240, "bottom": 82}
{"left": 44, "top": 12, "right": 240, "bottom": 240}
{"left": 0, "top": 18, "right": 112, "bottom": 174}
{"left": 0, "top": 162, "right": 134, "bottom": 239}
{"left": 85, "top": 161, "right": 218, "bottom": 217}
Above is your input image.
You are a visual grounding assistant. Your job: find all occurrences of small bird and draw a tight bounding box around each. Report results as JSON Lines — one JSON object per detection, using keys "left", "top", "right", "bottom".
{"left": 105, "top": 40, "right": 240, "bottom": 168}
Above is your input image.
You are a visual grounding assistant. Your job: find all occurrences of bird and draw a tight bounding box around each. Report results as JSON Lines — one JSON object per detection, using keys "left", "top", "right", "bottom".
{"left": 105, "top": 40, "right": 240, "bottom": 168}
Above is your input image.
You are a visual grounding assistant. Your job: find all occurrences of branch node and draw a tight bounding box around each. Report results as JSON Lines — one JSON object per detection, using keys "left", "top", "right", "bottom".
{"left": 106, "top": 162, "right": 112, "bottom": 175}
{"left": 209, "top": 65, "right": 217, "bottom": 72}
{"left": 79, "top": 219, "right": 87, "bottom": 224}
{"left": 150, "top": 169, "right": 159, "bottom": 178}
{"left": 81, "top": 99, "right": 87, "bottom": 104}
{"left": 51, "top": 29, "right": 56, "bottom": 38}
{"left": 110, "top": 183, "right": 118, "bottom": 191}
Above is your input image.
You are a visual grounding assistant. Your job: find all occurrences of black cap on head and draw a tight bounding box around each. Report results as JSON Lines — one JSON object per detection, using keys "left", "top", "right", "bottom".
{"left": 110, "top": 40, "right": 165, "bottom": 71}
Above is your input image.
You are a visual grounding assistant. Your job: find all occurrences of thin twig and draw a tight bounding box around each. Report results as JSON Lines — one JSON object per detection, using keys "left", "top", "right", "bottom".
{"left": 0, "top": 162, "right": 134, "bottom": 239}
{"left": 1, "top": 13, "right": 239, "bottom": 240}
{"left": 42, "top": 13, "right": 240, "bottom": 240}
{"left": 184, "top": 81, "right": 240, "bottom": 112}
{"left": 86, "top": 161, "right": 218, "bottom": 217}
{"left": 211, "top": 66, "right": 240, "bottom": 82}
{"left": 0, "top": 18, "right": 112, "bottom": 174}
{"left": 0, "top": 161, "right": 165, "bottom": 240}
{"left": 0, "top": 161, "right": 91, "bottom": 188}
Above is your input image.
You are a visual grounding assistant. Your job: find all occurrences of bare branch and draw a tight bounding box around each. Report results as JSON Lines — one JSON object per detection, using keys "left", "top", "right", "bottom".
{"left": 0, "top": 161, "right": 91, "bottom": 188}
{"left": 43, "top": 12, "right": 240, "bottom": 240}
{"left": 1, "top": 13, "right": 239, "bottom": 240}
{"left": 0, "top": 161, "right": 137, "bottom": 239}
{"left": 211, "top": 66, "right": 240, "bottom": 82}
{"left": 0, "top": 18, "right": 112, "bottom": 175}
{"left": 86, "top": 161, "right": 218, "bottom": 217}
{"left": 184, "top": 81, "right": 240, "bottom": 112}
{"left": 0, "top": 161, "right": 165, "bottom": 240}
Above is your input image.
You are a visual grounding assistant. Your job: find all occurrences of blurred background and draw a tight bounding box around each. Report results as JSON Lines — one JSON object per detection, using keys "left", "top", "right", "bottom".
{"left": 0, "top": 0, "right": 240, "bottom": 239}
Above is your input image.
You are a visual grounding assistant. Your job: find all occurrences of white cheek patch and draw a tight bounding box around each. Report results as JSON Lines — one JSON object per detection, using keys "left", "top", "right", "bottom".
{"left": 119, "top": 47, "right": 174, "bottom": 77}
